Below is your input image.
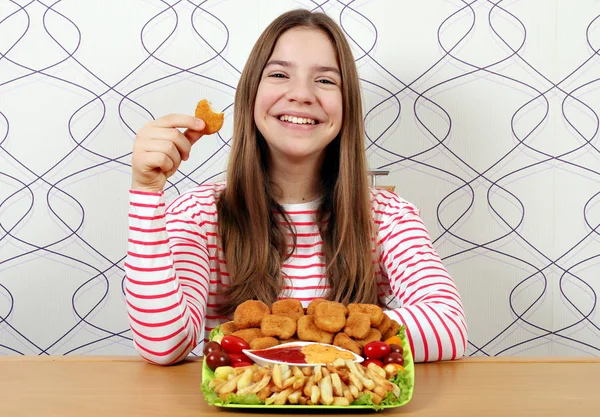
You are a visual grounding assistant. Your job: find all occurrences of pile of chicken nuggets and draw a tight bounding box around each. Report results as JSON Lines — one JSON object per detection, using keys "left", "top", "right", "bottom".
{"left": 221, "top": 299, "right": 401, "bottom": 356}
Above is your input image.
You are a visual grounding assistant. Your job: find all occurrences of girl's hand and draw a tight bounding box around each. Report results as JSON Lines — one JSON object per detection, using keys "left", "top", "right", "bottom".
{"left": 131, "top": 114, "right": 206, "bottom": 193}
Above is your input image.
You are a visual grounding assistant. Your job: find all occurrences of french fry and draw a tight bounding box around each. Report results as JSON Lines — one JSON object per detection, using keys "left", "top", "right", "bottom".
{"left": 347, "top": 361, "right": 375, "bottom": 390}
{"left": 314, "top": 365, "right": 323, "bottom": 382}
{"left": 273, "top": 364, "right": 283, "bottom": 389}
{"left": 310, "top": 385, "right": 320, "bottom": 404}
{"left": 257, "top": 385, "right": 271, "bottom": 401}
{"left": 288, "top": 390, "right": 302, "bottom": 404}
{"left": 293, "top": 376, "right": 306, "bottom": 390}
{"left": 265, "top": 392, "right": 278, "bottom": 405}
{"left": 362, "top": 390, "right": 383, "bottom": 405}
{"left": 292, "top": 366, "right": 304, "bottom": 379}
{"left": 298, "top": 396, "right": 308, "bottom": 405}
{"left": 367, "top": 362, "right": 387, "bottom": 379}
{"left": 237, "top": 374, "right": 271, "bottom": 395}
{"left": 330, "top": 372, "right": 343, "bottom": 397}
{"left": 303, "top": 375, "right": 315, "bottom": 397}
{"left": 282, "top": 375, "right": 296, "bottom": 389}
{"left": 274, "top": 388, "right": 295, "bottom": 405}
{"left": 342, "top": 384, "right": 355, "bottom": 403}
{"left": 333, "top": 397, "right": 350, "bottom": 406}
{"left": 216, "top": 373, "right": 244, "bottom": 395}
{"left": 237, "top": 369, "right": 253, "bottom": 391}
{"left": 348, "top": 383, "right": 360, "bottom": 399}
{"left": 301, "top": 367, "right": 312, "bottom": 376}
{"left": 348, "top": 373, "right": 363, "bottom": 391}
{"left": 319, "top": 375, "right": 334, "bottom": 405}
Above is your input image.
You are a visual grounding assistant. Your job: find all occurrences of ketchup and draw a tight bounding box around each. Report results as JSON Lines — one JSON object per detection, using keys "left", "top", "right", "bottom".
{"left": 250, "top": 346, "right": 306, "bottom": 364}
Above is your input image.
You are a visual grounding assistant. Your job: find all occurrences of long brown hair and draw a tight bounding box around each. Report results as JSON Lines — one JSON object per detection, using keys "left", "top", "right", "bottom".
{"left": 216, "top": 9, "right": 376, "bottom": 315}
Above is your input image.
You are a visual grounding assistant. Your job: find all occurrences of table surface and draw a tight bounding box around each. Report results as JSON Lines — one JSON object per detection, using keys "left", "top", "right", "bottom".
{"left": 1, "top": 356, "right": 599, "bottom": 416}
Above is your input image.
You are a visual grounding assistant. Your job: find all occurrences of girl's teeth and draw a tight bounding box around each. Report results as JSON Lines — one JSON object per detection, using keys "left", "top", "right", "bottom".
{"left": 279, "top": 115, "right": 317, "bottom": 125}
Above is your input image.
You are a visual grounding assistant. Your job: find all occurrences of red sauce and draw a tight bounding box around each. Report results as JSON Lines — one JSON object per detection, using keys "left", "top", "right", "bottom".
{"left": 251, "top": 346, "right": 306, "bottom": 364}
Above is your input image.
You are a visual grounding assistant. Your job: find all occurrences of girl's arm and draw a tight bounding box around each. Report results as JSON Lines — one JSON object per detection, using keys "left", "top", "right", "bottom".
{"left": 124, "top": 190, "right": 210, "bottom": 365}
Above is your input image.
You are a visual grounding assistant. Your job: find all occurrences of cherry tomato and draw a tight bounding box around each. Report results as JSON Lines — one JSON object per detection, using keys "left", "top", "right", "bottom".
{"left": 232, "top": 361, "right": 254, "bottom": 368}
{"left": 383, "top": 352, "right": 405, "bottom": 366}
{"left": 203, "top": 341, "right": 223, "bottom": 356}
{"left": 362, "top": 358, "right": 384, "bottom": 368}
{"left": 363, "top": 341, "right": 391, "bottom": 359}
{"left": 388, "top": 343, "right": 404, "bottom": 355}
{"left": 205, "top": 351, "right": 231, "bottom": 371}
{"left": 384, "top": 336, "right": 402, "bottom": 345}
{"left": 228, "top": 352, "right": 251, "bottom": 364}
{"left": 220, "top": 335, "right": 250, "bottom": 354}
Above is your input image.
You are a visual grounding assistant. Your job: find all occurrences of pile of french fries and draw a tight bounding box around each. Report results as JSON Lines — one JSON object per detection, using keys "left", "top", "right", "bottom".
{"left": 208, "top": 358, "right": 401, "bottom": 406}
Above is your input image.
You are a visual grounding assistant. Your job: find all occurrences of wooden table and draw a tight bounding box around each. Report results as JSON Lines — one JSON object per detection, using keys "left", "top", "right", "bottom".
{"left": 1, "top": 356, "right": 598, "bottom": 416}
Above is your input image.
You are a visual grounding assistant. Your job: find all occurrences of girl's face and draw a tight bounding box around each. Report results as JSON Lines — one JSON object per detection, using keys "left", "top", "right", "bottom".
{"left": 254, "top": 28, "right": 343, "bottom": 164}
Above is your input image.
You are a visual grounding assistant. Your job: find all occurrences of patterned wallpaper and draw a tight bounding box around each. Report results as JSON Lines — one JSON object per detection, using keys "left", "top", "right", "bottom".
{"left": 0, "top": 0, "right": 599, "bottom": 358}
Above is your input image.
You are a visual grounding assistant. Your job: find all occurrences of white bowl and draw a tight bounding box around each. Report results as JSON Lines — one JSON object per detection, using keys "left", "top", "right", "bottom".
{"left": 243, "top": 341, "right": 364, "bottom": 367}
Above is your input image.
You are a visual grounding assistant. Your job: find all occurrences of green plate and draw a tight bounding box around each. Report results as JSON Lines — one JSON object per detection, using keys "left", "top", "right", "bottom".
{"left": 201, "top": 324, "right": 415, "bottom": 410}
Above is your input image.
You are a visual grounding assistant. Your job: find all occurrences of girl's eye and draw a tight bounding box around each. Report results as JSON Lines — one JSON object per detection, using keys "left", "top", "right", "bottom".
{"left": 318, "top": 79, "right": 336, "bottom": 85}
{"left": 270, "top": 73, "right": 287, "bottom": 78}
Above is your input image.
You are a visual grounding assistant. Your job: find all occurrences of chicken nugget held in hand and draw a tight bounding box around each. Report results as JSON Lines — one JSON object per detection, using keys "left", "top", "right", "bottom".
{"left": 261, "top": 314, "right": 297, "bottom": 340}
{"left": 313, "top": 301, "right": 347, "bottom": 333}
{"left": 194, "top": 99, "right": 224, "bottom": 135}
{"left": 343, "top": 313, "right": 371, "bottom": 339}
{"left": 271, "top": 299, "right": 305, "bottom": 321}
{"left": 234, "top": 300, "right": 270, "bottom": 329}
{"left": 297, "top": 315, "right": 334, "bottom": 344}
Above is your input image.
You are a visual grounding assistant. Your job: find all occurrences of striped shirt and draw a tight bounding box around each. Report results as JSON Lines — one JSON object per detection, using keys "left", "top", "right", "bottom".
{"left": 124, "top": 183, "right": 467, "bottom": 365}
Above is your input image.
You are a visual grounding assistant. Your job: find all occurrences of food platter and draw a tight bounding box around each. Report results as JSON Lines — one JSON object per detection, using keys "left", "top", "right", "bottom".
{"left": 201, "top": 325, "right": 414, "bottom": 410}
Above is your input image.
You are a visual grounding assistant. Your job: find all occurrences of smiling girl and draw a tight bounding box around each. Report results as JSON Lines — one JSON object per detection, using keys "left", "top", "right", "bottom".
{"left": 125, "top": 9, "right": 467, "bottom": 365}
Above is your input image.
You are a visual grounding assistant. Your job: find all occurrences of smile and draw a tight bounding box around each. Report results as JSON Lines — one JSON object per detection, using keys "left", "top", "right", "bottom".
{"left": 278, "top": 115, "right": 318, "bottom": 125}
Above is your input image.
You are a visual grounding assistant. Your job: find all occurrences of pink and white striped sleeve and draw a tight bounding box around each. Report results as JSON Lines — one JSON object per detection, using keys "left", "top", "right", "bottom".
{"left": 377, "top": 201, "right": 468, "bottom": 362}
{"left": 124, "top": 190, "right": 210, "bottom": 365}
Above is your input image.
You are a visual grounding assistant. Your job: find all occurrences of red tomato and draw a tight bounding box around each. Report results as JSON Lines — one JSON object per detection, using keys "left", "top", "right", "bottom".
{"left": 220, "top": 336, "right": 250, "bottom": 354}
{"left": 232, "top": 361, "right": 254, "bottom": 368}
{"left": 383, "top": 352, "right": 405, "bottom": 366}
{"left": 228, "top": 352, "right": 251, "bottom": 364}
{"left": 363, "top": 341, "right": 391, "bottom": 359}
{"left": 388, "top": 343, "right": 404, "bottom": 355}
{"left": 203, "top": 341, "right": 223, "bottom": 356}
{"left": 362, "top": 358, "right": 384, "bottom": 368}
{"left": 205, "top": 351, "right": 231, "bottom": 371}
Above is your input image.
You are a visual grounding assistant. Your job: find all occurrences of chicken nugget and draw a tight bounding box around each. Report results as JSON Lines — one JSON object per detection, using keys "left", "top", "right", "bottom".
{"left": 343, "top": 313, "right": 371, "bottom": 339}
{"left": 376, "top": 314, "right": 392, "bottom": 336}
{"left": 194, "top": 99, "right": 224, "bottom": 135}
{"left": 233, "top": 300, "right": 270, "bottom": 329}
{"left": 261, "top": 314, "right": 297, "bottom": 340}
{"left": 355, "top": 328, "right": 382, "bottom": 348}
{"left": 348, "top": 303, "right": 384, "bottom": 327}
{"left": 297, "top": 315, "right": 334, "bottom": 344}
{"left": 220, "top": 321, "right": 237, "bottom": 336}
{"left": 250, "top": 337, "right": 280, "bottom": 350}
{"left": 333, "top": 332, "right": 362, "bottom": 356}
{"left": 314, "top": 301, "right": 347, "bottom": 333}
{"left": 231, "top": 328, "right": 264, "bottom": 344}
{"left": 272, "top": 299, "right": 304, "bottom": 321}
{"left": 383, "top": 319, "right": 401, "bottom": 340}
{"left": 278, "top": 336, "right": 300, "bottom": 344}
{"left": 306, "top": 298, "right": 327, "bottom": 315}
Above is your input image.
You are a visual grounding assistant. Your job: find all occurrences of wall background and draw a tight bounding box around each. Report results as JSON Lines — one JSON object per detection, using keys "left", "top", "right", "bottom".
{"left": 1, "top": 0, "right": 599, "bottom": 358}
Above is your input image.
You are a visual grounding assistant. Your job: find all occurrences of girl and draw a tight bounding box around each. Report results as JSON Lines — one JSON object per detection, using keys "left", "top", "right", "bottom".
{"left": 125, "top": 9, "right": 467, "bottom": 365}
